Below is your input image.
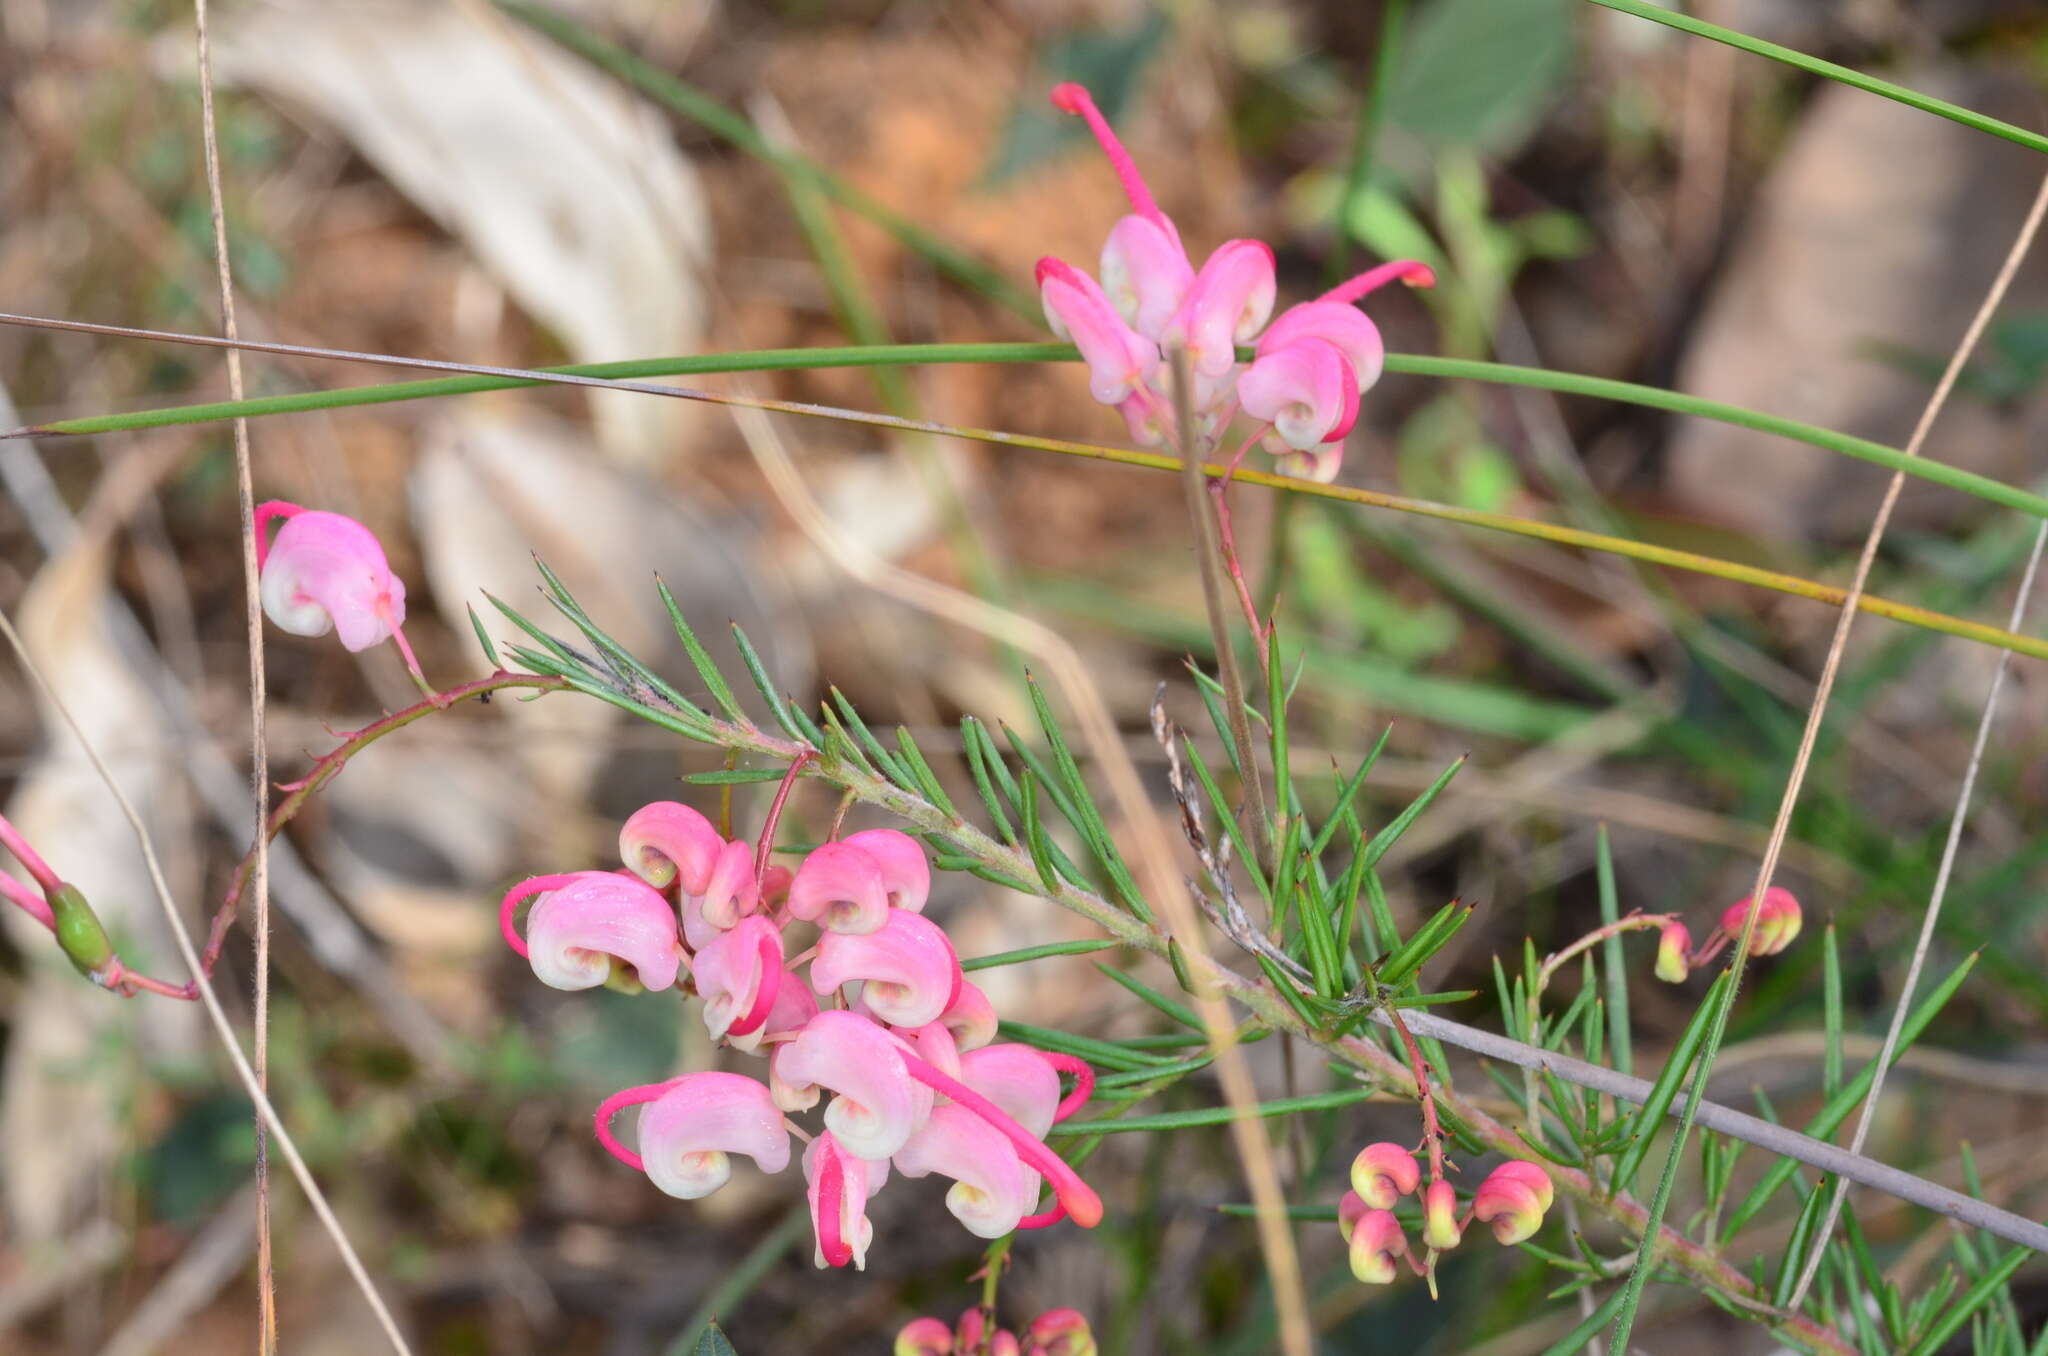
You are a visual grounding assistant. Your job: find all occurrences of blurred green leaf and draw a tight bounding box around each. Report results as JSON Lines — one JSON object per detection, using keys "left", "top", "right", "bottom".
{"left": 1386, "top": 0, "right": 1574, "bottom": 154}
{"left": 984, "top": 14, "right": 1170, "bottom": 185}
{"left": 549, "top": 987, "right": 680, "bottom": 1091}
{"left": 142, "top": 1091, "right": 255, "bottom": 1224}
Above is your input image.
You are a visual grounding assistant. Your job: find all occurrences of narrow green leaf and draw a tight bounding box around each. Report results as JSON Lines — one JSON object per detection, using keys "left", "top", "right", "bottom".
{"left": 963, "top": 862, "right": 1044, "bottom": 895}
{"left": 996, "top": 1020, "right": 1177, "bottom": 1071}
{"left": 656, "top": 577, "right": 747, "bottom": 724}
{"left": 1774, "top": 1176, "right": 1837, "bottom": 1307}
{"left": 1611, "top": 971, "right": 1731, "bottom": 1195}
{"left": 1025, "top": 678, "right": 1151, "bottom": 920}
{"left": 1595, "top": 825, "right": 1632, "bottom": 1077}
{"left": 1179, "top": 736, "right": 1273, "bottom": 905}
{"left": 466, "top": 603, "right": 502, "bottom": 669}
{"left": 830, "top": 688, "right": 910, "bottom": 784}
{"left": 1376, "top": 899, "right": 1473, "bottom": 988}
{"left": 1019, "top": 773, "right": 1060, "bottom": 893}
{"left": 1824, "top": 922, "right": 1843, "bottom": 1096}
{"left": 1094, "top": 962, "right": 1204, "bottom": 1032}
{"left": 729, "top": 624, "right": 806, "bottom": 742}
{"left": 1305, "top": 727, "right": 1392, "bottom": 863}
{"left": 682, "top": 768, "right": 788, "bottom": 785}
{"left": 1047, "top": 1086, "right": 1374, "bottom": 1135}
{"left": 1093, "top": 1054, "right": 1213, "bottom": 1089}
{"left": 1538, "top": 1284, "right": 1630, "bottom": 1355}
{"left": 893, "top": 725, "right": 958, "bottom": 818}
{"left": 1362, "top": 755, "right": 1467, "bottom": 867}
{"left": 1904, "top": 1248, "right": 2030, "bottom": 1356}
{"left": 960, "top": 938, "right": 1119, "bottom": 971}
{"left": 960, "top": 717, "right": 1020, "bottom": 846}
{"left": 1387, "top": 988, "right": 1480, "bottom": 1008}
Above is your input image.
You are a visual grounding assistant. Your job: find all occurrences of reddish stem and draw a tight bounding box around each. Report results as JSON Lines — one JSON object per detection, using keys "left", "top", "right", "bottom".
{"left": 754, "top": 750, "right": 815, "bottom": 888}
{"left": 497, "top": 872, "right": 583, "bottom": 959}
{"left": 1049, "top": 83, "right": 1168, "bottom": 229}
{"left": 1041, "top": 1052, "right": 1095, "bottom": 1123}
{"left": 0, "top": 811, "right": 62, "bottom": 895}
{"left": 1385, "top": 1005, "right": 1447, "bottom": 1183}
{"left": 592, "top": 1079, "right": 685, "bottom": 1173}
{"left": 0, "top": 868, "right": 54, "bottom": 931}
{"left": 1320, "top": 260, "right": 1436, "bottom": 306}
{"left": 1209, "top": 424, "right": 1274, "bottom": 658}
{"left": 902, "top": 1054, "right": 1103, "bottom": 1228}
{"left": 251, "top": 499, "right": 302, "bottom": 570}
{"left": 97, "top": 957, "right": 199, "bottom": 1001}
{"left": 814, "top": 1143, "right": 853, "bottom": 1267}
{"left": 724, "top": 933, "right": 786, "bottom": 1039}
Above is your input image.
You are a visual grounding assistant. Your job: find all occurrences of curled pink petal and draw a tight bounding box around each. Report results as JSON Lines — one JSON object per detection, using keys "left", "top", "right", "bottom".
{"left": 1161, "top": 240, "right": 1275, "bottom": 379}
{"left": 893, "top": 1103, "right": 1040, "bottom": 1239}
{"left": 1042, "top": 1052, "right": 1094, "bottom": 1123}
{"left": 804, "top": 1132, "right": 888, "bottom": 1270}
{"left": 735, "top": 970, "right": 819, "bottom": 1056}
{"left": 630, "top": 1071, "right": 789, "bottom": 1199}
{"left": 1720, "top": 887, "right": 1803, "bottom": 956}
{"left": 812, "top": 909, "right": 961, "bottom": 1029}
{"left": 957, "top": 1044, "right": 1062, "bottom": 1140}
{"left": 699, "top": 837, "right": 763, "bottom": 932}
{"left": 619, "top": 801, "right": 723, "bottom": 895}
{"left": 1049, "top": 82, "right": 1177, "bottom": 236}
{"left": 1472, "top": 1160, "right": 1553, "bottom": 1245}
{"left": 1257, "top": 300, "right": 1386, "bottom": 394}
{"left": 909, "top": 1021, "right": 962, "bottom": 1080}
{"left": 1421, "top": 1178, "right": 1463, "bottom": 1251}
{"left": 839, "top": 829, "right": 932, "bottom": 915}
{"left": 1026, "top": 1308, "right": 1097, "bottom": 1356}
{"left": 1655, "top": 919, "right": 1692, "bottom": 983}
{"left": 895, "top": 1318, "right": 954, "bottom": 1356}
{"left": 1338, "top": 1188, "right": 1370, "bottom": 1240}
{"left": 256, "top": 502, "right": 406, "bottom": 653}
{"left": 510, "top": 871, "right": 683, "bottom": 992}
{"left": 786, "top": 840, "right": 891, "bottom": 935}
{"left": 1238, "top": 337, "right": 1359, "bottom": 452}
{"left": 1349, "top": 1208, "right": 1409, "bottom": 1284}
{"left": 1349, "top": 1142, "right": 1421, "bottom": 1210}
{"left": 1101, "top": 214, "right": 1195, "bottom": 340}
{"left": 1321, "top": 259, "right": 1436, "bottom": 306}
{"left": 902, "top": 1053, "right": 1101, "bottom": 1228}
{"left": 1037, "top": 257, "right": 1161, "bottom": 406}
{"left": 776, "top": 1010, "right": 929, "bottom": 1159}
{"left": 693, "top": 915, "right": 784, "bottom": 1041}
{"left": 937, "top": 979, "right": 998, "bottom": 1052}
{"left": 1271, "top": 442, "right": 1344, "bottom": 484}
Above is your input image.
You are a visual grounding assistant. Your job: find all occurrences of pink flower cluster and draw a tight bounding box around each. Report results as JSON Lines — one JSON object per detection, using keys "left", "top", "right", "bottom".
{"left": 1652, "top": 887, "right": 1804, "bottom": 984}
{"left": 897, "top": 1306, "right": 1094, "bottom": 1356}
{"left": 497, "top": 802, "right": 1102, "bottom": 1269}
{"left": 1039, "top": 83, "right": 1434, "bottom": 483}
{"left": 1340, "top": 1143, "right": 1552, "bottom": 1285}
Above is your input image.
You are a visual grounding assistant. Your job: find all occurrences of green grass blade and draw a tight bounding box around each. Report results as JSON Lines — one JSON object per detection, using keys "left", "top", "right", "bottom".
{"left": 1094, "top": 961, "right": 1204, "bottom": 1032}
{"left": 1596, "top": 825, "right": 1632, "bottom": 1077}
{"left": 1610, "top": 971, "right": 1731, "bottom": 1195}
{"left": 961, "top": 939, "right": 1120, "bottom": 971}
{"left": 1047, "top": 1086, "right": 1375, "bottom": 1135}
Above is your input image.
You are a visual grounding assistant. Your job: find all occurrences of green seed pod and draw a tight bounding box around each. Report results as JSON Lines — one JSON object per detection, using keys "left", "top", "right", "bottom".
{"left": 48, "top": 883, "right": 113, "bottom": 978}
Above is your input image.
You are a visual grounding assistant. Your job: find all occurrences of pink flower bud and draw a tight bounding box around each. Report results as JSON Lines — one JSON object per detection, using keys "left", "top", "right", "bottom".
{"left": 1349, "top": 1142, "right": 1421, "bottom": 1210}
{"left": 1655, "top": 919, "right": 1692, "bottom": 983}
{"left": 776, "top": 1010, "right": 931, "bottom": 1159}
{"left": 255, "top": 501, "right": 407, "bottom": 653}
{"left": 838, "top": 829, "right": 932, "bottom": 915}
{"left": 786, "top": 840, "right": 891, "bottom": 935}
{"left": 1338, "top": 1188, "right": 1370, "bottom": 1240}
{"left": 937, "top": 978, "right": 999, "bottom": 1052}
{"left": 812, "top": 909, "right": 961, "bottom": 1029}
{"left": 1721, "top": 887, "right": 1803, "bottom": 956}
{"left": 693, "top": 915, "right": 785, "bottom": 1042}
{"left": 1471, "top": 1160, "right": 1553, "bottom": 1245}
{"left": 619, "top": 1071, "right": 789, "bottom": 1200}
{"left": 698, "top": 837, "right": 763, "bottom": 934}
{"left": 896, "top": 1318, "right": 954, "bottom": 1356}
{"left": 956, "top": 1043, "right": 1063, "bottom": 1140}
{"left": 956, "top": 1310, "right": 991, "bottom": 1353}
{"left": 1025, "top": 1308, "right": 1096, "bottom": 1356}
{"left": 1348, "top": 1207, "right": 1409, "bottom": 1284}
{"left": 894, "top": 1103, "right": 1041, "bottom": 1239}
{"left": 1101, "top": 214, "right": 1195, "bottom": 341}
{"left": 1037, "top": 257, "right": 1161, "bottom": 407}
{"left": 619, "top": 801, "right": 723, "bottom": 895}
{"left": 1239, "top": 337, "right": 1360, "bottom": 456}
{"left": 990, "top": 1332, "right": 1022, "bottom": 1356}
{"left": 505, "top": 871, "right": 682, "bottom": 993}
{"left": 804, "top": 1131, "right": 889, "bottom": 1270}
{"left": 1161, "top": 240, "right": 1276, "bottom": 379}
{"left": 1420, "top": 1179, "right": 1463, "bottom": 1251}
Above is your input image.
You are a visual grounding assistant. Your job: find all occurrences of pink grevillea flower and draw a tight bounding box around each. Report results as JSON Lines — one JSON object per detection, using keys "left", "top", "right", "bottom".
{"left": 899, "top": 1051, "right": 1103, "bottom": 1228}
{"left": 1420, "top": 1178, "right": 1463, "bottom": 1251}
{"left": 1350, "top": 1141, "right": 1422, "bottom": 1210}
{"left": 894, "top": 1102, "right": 1042, "bottom": 1239}
{"left": 956, "top": 1043, "right": 1063, "bottom": 1140}
{"left": 774, "top": 1010, "right": 931, "bottom": 1159}
{"left": 1471, "top": 1160, "right": 1554, "bottom": 1246}
{"left": 804, "top": 1131, "right": 888, "bottom": 1270}
{"left": 1348, "top": 1207, "right": 1410, "bottom": 1284}
{"left": 255, "top": 501, "right": 435, "bottom": 700}
{"left": 693, "top": 915, "right": 785, "bottom": 1042}
{"left": 838, "top": 829, "right": 932, "bottom": 915}
{"left": 501, "top": 871, "right": 682, "bottom": 993}
{"left": 812, "top": 908, "right": 961, "bottom": 1029}
{"left": 1025, "top": 1309, "right": 1097, "bottom": 1356}
{"left": 1161, "top": 239, "right": 1277, "bottom": 380}
{"left": 1236, "top": 336, "right": 1359, "bottom": 473}
{"left": 595, "top": 1071, "right": 789, "bottom": 1200}
{"left": 1655, "top": 919, "right": 1692, "bottom": 983}
{"left": 1050, "top": 82, "right": 1194, "bottom": 342}
{"left": 1037, "top": 257, "right": 1160, "bottom": 407}
{"left": 786, "top": 839, "right": 891, "bottom": 935}
{"left": 896, "top": 1317, "right": 955, "bottom": 1356}
{"left": 1721, "top": 886, "right": 1803, "bottom": 956}
{"left": 734, "top": 969, "right": 818, "bottom": 1057}
{"left": 937, "top": 978, "right": 998, "bottom": 1051}
{"left": 619, "top": 801, "right": 723, "bottom": 895}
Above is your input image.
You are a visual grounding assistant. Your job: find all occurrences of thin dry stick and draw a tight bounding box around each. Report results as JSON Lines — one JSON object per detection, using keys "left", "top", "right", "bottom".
{"left": 1786, "top": 516, "right": 2048, "bottom": 1306}
{"left": 189, "top": 2, "right": 276, "bottom": 1345}
{"left": 0, "top": 606, "right": 413, "bottom": 1355}
{"left": 1608, "top": 170, "right": 2048, "bottom": 1350}
{"left": 725, "top": 403, "right": 1315, "bottom": 1356}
